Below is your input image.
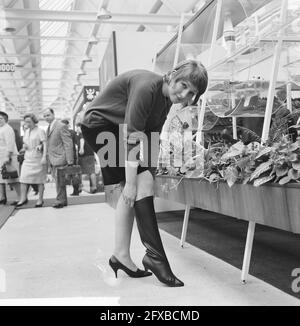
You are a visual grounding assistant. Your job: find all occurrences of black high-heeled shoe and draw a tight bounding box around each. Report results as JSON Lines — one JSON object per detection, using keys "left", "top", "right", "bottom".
{"left": 0, "top": 198, "right": 7, "bottom": 205}
{"left": 16, "top": 199, "right": 28, "bottom": 207}
{"left": 35, "top": 201, "right": 44, "bottom": 208}
{"left": 109, "top": 255, "right": 152, "bottom": 278}
{"left": 142, "top": 254, "right": 184, "bottom": 287}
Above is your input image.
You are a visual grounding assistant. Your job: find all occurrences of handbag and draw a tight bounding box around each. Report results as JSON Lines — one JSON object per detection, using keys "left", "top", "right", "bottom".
{"left": 17, "top": 153, "right": 25, "bottom": 164}
{"left": 57, "top": 165, "right": 82, "bottom": 186}
{"left": 1, "top": 163, "right": 19, "bottom": 179}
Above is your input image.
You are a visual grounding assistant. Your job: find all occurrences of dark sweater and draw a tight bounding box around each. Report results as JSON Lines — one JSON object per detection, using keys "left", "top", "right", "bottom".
{"left": 82, "top": 70, "right": 172, "bottom": 154}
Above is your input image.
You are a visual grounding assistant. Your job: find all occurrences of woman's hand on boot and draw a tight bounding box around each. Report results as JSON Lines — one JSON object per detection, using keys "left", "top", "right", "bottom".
{"left": 122, "top": 182, "right": 137, "bottom": 207}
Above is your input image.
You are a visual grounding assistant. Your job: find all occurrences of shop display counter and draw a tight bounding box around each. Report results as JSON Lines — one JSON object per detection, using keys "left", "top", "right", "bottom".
{"left": 154, "top": 175, "right": 300, "bottom": 234}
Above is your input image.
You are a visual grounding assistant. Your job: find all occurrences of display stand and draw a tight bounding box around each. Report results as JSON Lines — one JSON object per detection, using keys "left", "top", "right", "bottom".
{"left": 154, "top": 175, "right": 300, "bottom": 281}
{"left": 153, "top": 0, "right": 300, "bottom": 282}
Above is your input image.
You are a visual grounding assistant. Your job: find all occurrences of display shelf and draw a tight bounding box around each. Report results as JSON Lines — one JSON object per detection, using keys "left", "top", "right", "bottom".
{"left": 154, "top": 175, "right": 300, "bottom": 282}
{"left": 205, "top": 37, "right": 288, "bottom": 117}
{"left": 205, "top": 0, "right": 300, "bottom": 118}
{"left": 154, "top": 175, "right": 300, "bottom": 234}
{"left": 154, "top": 0, "right": 300, "bottom": 124}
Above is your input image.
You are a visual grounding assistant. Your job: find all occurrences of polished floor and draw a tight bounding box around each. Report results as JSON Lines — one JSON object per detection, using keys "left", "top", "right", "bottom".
{"left": 0, "top": 184, "right": 299, "bottom": 306}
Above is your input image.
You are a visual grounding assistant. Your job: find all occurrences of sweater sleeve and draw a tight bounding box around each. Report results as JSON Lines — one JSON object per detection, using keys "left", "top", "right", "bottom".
{"left": 39, "top": 128, "right": 46, "bottom": 143}
{"left": 124, "top": 80, "right": 154, "bottom": 159}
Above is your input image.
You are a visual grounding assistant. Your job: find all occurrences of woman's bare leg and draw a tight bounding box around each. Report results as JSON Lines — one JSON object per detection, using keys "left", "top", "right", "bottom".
{"left": 37, "top": 184, "right": 44, "bottom": 204}
{"left": 89, "top": 173, "right": 97, "bottom": 192}
{"left": 113, "top": 189, "right": 137, "bottom": 270}
{"left": 0, "top": 183, "right": 6, "bottom": 200}
{"left": 135, "top": 170, "right": 154, "bottom": 201}
{"left": 18, "top": 183, "right": 27, "bottom": 203}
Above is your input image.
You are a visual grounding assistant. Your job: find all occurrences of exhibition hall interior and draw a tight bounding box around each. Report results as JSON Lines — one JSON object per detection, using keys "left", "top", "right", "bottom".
{"left": 0, "top": 0, "right": 299, "bottom": 306}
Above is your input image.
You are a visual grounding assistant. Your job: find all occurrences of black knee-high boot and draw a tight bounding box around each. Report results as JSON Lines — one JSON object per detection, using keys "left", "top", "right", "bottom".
{"left": 134, "top": 196, "right": 184, "bottom": 287}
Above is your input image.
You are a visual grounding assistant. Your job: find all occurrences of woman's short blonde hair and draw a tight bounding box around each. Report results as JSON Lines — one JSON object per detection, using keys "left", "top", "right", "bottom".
{"left": 164, "top": 59, "right": 208, "bottom": 105}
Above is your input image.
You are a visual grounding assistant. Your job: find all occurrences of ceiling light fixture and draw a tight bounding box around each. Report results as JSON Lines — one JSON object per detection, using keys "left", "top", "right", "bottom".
{"left": 97, "top": 8, "right": 112, "bottom": 20}
{"left": 15, "top": 59, "right": 24, "bottom": 68}
{"left": 82, "top": 55, "right": 92, "bottom": 62}
{"left": 3, "top": 26, "right": 16, "bottom": 33}
{"left": 78, "top": 69, "right": 87, "bottom": 76}
{"left": 88, "top": 35, "right": 99, "bottom": 45}
{"left": 0, "top": 8, "right": 16, "bottom": 33}
{"left": 74, "top": 83, "right": 82, "bottom": 90}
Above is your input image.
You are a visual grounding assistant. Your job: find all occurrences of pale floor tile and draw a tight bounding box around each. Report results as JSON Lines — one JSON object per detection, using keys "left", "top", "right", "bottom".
{"left": 0, "top": 203, "right": 299, "bottom": 306}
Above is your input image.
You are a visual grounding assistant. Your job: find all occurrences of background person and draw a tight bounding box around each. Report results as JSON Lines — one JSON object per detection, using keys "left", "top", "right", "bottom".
{"left": 81, "top": 60, "right": 208, "bottom": 287}
{"left": 76, "top": 123, "right": 97, "bottom": 194}
{"left": 18, "top": 123, "right": 39, "bottom": 196}
{"left": 61, "top": 119, "right": 81, "bottom": 196}
{"left": 44, "top": 108, "right": 74, "bottom": 208}
{"left": 0, "top": 111, "right": 20, "bottom": 205}
{"left": 17, "top": 114, "right": 47, "bottom": 208}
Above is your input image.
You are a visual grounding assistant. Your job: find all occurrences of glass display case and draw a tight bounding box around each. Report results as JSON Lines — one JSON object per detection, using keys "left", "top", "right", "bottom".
{"left": 154, "top": 0, "right": 300, "bottom": 141}
{"left": 154, "top": 0, "right": 218, "bottom": 74}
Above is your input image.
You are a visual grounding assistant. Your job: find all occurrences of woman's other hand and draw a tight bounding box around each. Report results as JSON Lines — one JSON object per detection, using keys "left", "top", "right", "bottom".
{"left": 36, "top": 144, "right": 43, "bottom": 152}
{"left": 3, "top": 159, "right": 10, "bottom": 165}
{"left": 122, "top": 182, "right": 137, "bottom": 207}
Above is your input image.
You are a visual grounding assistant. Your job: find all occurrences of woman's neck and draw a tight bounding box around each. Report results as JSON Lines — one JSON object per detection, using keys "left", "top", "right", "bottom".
{"left": 162, "top": 82, "right": 169, "bottom": 98}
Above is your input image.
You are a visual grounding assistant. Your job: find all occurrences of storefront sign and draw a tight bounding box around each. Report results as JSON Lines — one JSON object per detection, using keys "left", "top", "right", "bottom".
{"left": 0, "top": 63, "right": 15, "bottom": 72}
{"left": 83, "top": 86, "right": 99, "bottom": 103}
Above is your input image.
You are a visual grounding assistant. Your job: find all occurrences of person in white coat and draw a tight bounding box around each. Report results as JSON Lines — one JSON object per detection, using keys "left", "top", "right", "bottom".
{"left": 17, "top": 114, "right": 47, "bottom": 208}
{"left": 0, "top": 111, "right": 20, "bottom": 205}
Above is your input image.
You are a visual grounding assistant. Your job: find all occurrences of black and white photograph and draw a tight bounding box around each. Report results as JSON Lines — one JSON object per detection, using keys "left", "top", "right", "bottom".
{"left": 0, "top": 0, "right": 300, "bottom": 311}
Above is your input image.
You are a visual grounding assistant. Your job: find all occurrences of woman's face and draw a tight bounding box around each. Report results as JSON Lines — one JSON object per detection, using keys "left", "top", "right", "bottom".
{"left": 0, "top": 116, "right": 6, "bottom": 127}
{"left": 167, "top": 79, "right": 198, "bottom": 105}
{"left": 24, "top": 117, "right": 35, "bottom": 129}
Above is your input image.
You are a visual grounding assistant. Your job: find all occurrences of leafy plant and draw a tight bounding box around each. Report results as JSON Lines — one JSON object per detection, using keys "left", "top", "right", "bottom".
{"left": 157, "top": 133, "right": 300, "bottom": 188}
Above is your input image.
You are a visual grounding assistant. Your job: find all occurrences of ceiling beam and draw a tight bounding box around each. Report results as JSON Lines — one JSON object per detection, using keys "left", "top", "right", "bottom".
{"left": 0, "top": 78, "right": 99, "bottom": 81}
{"left": 0, "top": 35, "right": 109, "bottom": 42}
{"left": 3, "top": 8, "right": 188, "bottom": 25}
{"left": 160, "top": 0, "right": 180, "bottom": 14}
{"left": 137, "top": 0, "right": 163, "bottom": 32}
{"left": 0, "top": 53, "right": 98, "bottom": 58}
{"left": 15, "top": 67, "right": 99, "bottom": 72}
{"left": 14, "top": 87, "right": 72, "bottom": 90}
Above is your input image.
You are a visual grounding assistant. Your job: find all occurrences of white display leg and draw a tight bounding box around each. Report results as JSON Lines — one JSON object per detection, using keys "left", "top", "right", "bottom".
{"left": 241, "top": 221, "right": 256, "bottom": 284}
{"left": 180, "top": 204, "right": 191, "bottom": 247}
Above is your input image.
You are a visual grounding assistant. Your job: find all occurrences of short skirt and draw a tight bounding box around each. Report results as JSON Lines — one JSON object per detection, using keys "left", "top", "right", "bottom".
{"left": 78, "top": 155, "right": 95, "bottom": 174}
{"left": 81, "top": 120, "right": 158, "bottom": 186}
{"left": 19, "top": 157, "right": 47, "bottom": 184}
